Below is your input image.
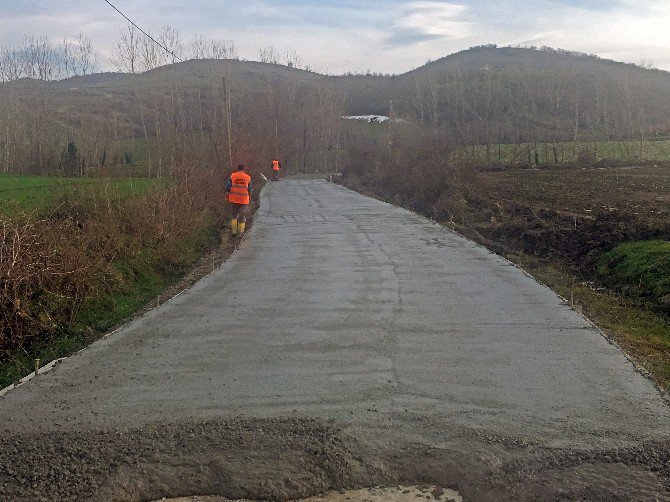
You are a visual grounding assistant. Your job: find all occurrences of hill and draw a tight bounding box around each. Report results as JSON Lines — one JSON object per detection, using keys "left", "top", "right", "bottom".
{"left": 337, "top": 46, "right": 670, "bottom": 144}
{"left": 2, "top": 46, "right": 670, "bottom": 176}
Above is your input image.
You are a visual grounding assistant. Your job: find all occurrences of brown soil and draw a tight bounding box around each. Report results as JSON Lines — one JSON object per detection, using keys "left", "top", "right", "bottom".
{"left": 1, "top": 417, "right": 668, "bottom": 501}
{"left": 469, "top": 166, "right": 670, "bottom": 272}
{"left": 476, "top": 165, "right": 670, "bottom": 225}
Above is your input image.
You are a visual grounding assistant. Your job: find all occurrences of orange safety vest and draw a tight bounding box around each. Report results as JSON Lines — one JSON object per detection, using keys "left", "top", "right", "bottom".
{"left": 272, "top": 160, "right": 280, "bottom": 171}
{"left": 228, "top": 171, "right": 251, "bottom": 205}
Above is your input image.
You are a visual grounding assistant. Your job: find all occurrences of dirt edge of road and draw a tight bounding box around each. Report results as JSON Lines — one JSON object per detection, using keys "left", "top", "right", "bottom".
{"left": 2, "top": 417, "right": 669, "bottom": 501}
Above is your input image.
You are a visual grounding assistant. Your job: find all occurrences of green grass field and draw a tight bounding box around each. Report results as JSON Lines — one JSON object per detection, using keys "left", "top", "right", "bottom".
{"left": 598, "top": 240, "right": 670, "bottom": 304}
{"left": 343, "top": 119, "right": 670, "bottom": 166}
{"left": 452, "top": 139, "right": 670, "bottom": 165}
{"left": 0, "top": 174, "right": 162, "bottom": 215}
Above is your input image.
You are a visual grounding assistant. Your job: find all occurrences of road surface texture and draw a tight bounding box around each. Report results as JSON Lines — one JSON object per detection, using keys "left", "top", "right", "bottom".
{"left": 1, "top": 179, "right": 669, "bottom": 501}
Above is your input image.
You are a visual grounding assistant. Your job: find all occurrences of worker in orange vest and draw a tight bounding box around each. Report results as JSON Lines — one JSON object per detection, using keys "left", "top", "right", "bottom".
{"left": 226, "top": 164, "right": 253, "bottom": 237}
{"left": 271, "top": 159, "right": 281, "bottom": 181}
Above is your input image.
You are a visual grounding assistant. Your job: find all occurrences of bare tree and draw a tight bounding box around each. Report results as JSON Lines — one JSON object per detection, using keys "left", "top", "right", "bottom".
{"left": 189, "top": 36, "right": 237, "bottom": 60}
{"left": 0, "top": 33, "right": 95, "bottom": 82}
{"left": 75, "top": 34, "right": 96, "bottom": 75}
{"left": 543, "top": 66, "right": 568, "bottom": 164}
{"left": 284, "top": 50, "right": 302, "bottom": 69}
{"left": 157, "top": 26, "right": 183, "bottom": 65}
{"left": 18, "top": 36, "right": 62, "bottom": 81}
{"left": 211, "top": 40, "right": 236, "bottom": 59}
{"left": 138, "top": 29, "right": 162, "bottom": 71}
{"left": 111, "top": 24, "right": 140, "bottom": 73}
{"left": 189, "top": 34, "right": 208, "bottom": 59}
{"left": 413, "top": 76, "right": 425, "bottom": 125}
{"left": 0, "top": 44, "right": 24, "bottom": 81}
{"left": 259, "top": 45, "right": 280, "bottom": 64}
{"left": 60, "top": 38, "right": 76, "bottom": 78}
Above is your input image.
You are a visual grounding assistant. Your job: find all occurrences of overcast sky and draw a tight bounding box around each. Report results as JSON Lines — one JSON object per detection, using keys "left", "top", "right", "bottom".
{"left": 1, "top": 0, "right": 669, "bottom": 74}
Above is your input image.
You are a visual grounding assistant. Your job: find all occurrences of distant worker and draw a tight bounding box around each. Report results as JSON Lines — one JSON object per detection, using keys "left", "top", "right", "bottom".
{"left": 226, "top": 164, "right": 252, "bottom": 237}
{"left": 271, "top": 158, "right": 281, "bottom": 181}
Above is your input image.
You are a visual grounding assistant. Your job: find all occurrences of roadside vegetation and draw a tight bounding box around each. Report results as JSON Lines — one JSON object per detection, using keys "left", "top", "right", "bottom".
{"left": 455, "top": 139, "right": 670, "bottom": 167}
{"left": 0, "top": 167, "right": 229, "bottom": 387}
{"left": 598, "top": 241, "right": 670, "bottom": 308}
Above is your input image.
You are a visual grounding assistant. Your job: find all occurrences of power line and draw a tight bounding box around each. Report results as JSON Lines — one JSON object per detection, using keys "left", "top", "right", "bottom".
{"left": 102, "top": 0, "right": 184, "bottom": 63}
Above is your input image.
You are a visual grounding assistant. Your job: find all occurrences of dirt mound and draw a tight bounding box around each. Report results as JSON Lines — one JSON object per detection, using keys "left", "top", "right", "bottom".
{"left": 0, "top": 418, "right": 394, "bottom": 502}
{"left": 1, "top": 416, "right": 669, "bottom": 501}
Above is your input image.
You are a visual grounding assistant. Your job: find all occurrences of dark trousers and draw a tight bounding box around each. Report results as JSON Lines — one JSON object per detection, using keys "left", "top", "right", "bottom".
{"left": 231, "top": 202, "right": 248, "bottom": 222}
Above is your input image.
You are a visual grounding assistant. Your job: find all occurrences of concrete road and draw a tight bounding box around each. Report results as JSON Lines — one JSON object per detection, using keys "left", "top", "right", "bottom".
{"left": 1, "top": 179, "right": 669, "bottom": 501}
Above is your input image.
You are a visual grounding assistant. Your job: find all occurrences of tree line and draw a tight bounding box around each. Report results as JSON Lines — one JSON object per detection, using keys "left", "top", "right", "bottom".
{"left": 0, "top": 34, "right": 95, "bottom": 82}
{"left": 0, "top": 27, "right": 239, "bottom": 81}
{"left": 0, "top": 25, "right": 313, "bottom": 82}
{"left": 0, "top": 61, "right": 344, "bottom": 176}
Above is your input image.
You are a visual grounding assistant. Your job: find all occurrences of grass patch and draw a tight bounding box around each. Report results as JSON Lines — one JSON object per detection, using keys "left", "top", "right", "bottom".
{"left": 74, "top": 253, "right": 169, "bottom": 333}
{"left": 0, "top": 331, "right": 90, "bottom": 390}
{"left": 598, "top": 240, "right": 670, "bottom": 305}
{"left": 0, "top": 174, "right": 163, "bottom": 216}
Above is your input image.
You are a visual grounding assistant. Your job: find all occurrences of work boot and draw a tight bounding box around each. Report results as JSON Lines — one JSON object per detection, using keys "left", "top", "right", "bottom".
{"left": 230, "top": 219, "right": 238, "bottom": 236}
{"left": 239, "top": 222, "right": 246, "bottom": 235}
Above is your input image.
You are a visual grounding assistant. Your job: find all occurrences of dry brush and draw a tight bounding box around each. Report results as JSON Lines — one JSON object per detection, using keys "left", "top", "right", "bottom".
{"left": 0, "top": 165, "right": 227, "bottom": 363}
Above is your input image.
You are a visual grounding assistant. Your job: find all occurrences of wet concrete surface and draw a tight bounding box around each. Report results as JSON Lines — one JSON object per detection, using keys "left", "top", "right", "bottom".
{"left": 156, "top": 484, "right": 463, "bottom": 501}
{"left": 1, "top": 179, "right": 669, "bottom": 501}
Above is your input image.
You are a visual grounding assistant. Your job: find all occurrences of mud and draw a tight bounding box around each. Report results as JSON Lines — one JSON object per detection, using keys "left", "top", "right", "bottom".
{"left": 157, "top": 484, "right": 463, "bottom": 501}
{"left": 1, "top": 417, "right": 669, "bottom": 501}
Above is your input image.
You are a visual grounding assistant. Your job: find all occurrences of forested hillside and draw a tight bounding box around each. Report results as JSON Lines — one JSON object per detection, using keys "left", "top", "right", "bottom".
{"left": 339, "top": 46, "right": 670, "bottom": 164}
{"left": 2, "top": 45, "right": 670, "bottom": 177}
{"left": 0, "top": 59, "right": 343, "bottom": 177}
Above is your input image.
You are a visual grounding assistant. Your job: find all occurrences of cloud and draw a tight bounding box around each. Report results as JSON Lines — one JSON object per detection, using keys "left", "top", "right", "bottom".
{"left": 387, "top": 2, "right": 472, "bottom": 47}
{"left": 494, "top": 2, "right": 670, "bottom": 68}
{"left": 0, "top": 1, "right": 669, "bottom": 74}
{"left": 239, "top": 1, "right": 287, "bottom": 19}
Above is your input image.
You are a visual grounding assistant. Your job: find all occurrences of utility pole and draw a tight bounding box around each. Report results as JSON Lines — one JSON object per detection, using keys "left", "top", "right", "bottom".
{"left": 222, "top": 76, "right": 233, "bottom": 168}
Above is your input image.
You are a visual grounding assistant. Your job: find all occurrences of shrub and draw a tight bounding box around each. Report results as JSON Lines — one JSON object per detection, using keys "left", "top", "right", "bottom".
{"left": 597, "top": 240, "right": 670, "bottom": 311}
{"left": 0, "top": 164, "right": 228, "bottom": 361}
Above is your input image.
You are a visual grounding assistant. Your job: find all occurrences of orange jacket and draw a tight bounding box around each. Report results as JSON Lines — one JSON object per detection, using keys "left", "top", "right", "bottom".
{"left": 272, "top": 160, "right": 280, "bottom": 171}
{"left": 226, "top": 171, "right": 252, "bottom": 204}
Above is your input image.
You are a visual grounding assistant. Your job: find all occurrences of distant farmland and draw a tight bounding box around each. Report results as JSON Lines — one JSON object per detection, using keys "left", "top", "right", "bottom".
{"left": 0, "top": 174, "right": 163, "bottom": 215}
{"left": 458, "top": 139, "right": 670, "bottom": 166}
